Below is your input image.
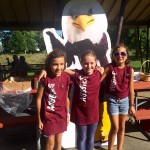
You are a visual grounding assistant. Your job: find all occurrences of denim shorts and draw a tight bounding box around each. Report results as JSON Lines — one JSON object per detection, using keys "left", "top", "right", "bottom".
{"left": 105, "top": 95, "right": 129, "bottom": 115}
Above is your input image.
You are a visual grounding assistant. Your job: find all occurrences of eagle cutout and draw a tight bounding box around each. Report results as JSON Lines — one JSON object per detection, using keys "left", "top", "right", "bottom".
{"left": 43, "top": 0, "right": 111, "bottom": 69}
{"left": 43, "top": 0, "right": 112, "bottom": 144}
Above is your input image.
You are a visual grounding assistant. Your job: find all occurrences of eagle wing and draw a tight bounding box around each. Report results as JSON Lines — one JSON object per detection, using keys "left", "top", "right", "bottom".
{"left": 43, "top": 28, "right": 66, "bottom": 54}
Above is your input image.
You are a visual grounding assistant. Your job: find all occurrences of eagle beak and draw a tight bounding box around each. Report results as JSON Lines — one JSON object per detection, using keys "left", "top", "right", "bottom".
{"left": 72, "top": 15, "right": 95, "bottom": 31}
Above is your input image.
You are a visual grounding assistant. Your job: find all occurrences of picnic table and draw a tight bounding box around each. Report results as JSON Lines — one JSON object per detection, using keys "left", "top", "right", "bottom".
{"left": 0, "top": 64, "right": 44, "bottom": 79}
{"left": 133, "top": 81, "right": 150, "bottom": 140}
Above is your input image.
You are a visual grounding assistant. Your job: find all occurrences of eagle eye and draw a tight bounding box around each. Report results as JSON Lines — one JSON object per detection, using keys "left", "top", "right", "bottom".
{"left": 72, "top": 15, "right": 78, "bottom": 20}
{"left": 87, "top": 8, "right": 93, "bottom": 16}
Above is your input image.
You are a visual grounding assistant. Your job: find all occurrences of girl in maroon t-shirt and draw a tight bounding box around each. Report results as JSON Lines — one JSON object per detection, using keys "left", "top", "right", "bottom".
{"left": 65, "top": 50, "right": 104, "bottom": 150}
{"left": 36, "top": 50, "right": 71, "bottom": 150}
{"left": 101, "top": 43, "right": 135, "bottom": 150}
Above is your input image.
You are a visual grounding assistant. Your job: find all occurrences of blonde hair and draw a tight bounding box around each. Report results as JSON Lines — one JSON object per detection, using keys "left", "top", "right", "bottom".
{"left": 80, "top": 50, "right": 97, "bottom": 64}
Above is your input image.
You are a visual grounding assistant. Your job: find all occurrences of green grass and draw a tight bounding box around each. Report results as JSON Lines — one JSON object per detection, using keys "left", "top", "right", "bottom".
{"left": 0, "top": 53, "right": 47, "bottom": 64}
{"left": 130, "top": 61, "right": 141, "bottom": 71}
{"left": 0, "top": 53, "right": 47, "bottom": 78}
{"left": 0, "top": 53, "right": 142, "bottom": 71}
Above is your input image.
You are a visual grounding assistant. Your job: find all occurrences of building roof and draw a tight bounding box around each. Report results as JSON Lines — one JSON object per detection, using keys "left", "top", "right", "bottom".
{"left": 0, "top": 0, "right": 149, "bottom": 30}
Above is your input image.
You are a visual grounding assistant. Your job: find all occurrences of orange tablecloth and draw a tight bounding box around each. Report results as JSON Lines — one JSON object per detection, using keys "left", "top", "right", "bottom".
{"left": 134, "top": 81, "right": 150, "bottom": 91}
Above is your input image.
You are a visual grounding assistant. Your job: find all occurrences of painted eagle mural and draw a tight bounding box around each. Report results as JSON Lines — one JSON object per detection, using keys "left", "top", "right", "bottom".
{"left": 43, "top": 0, "right": 111, "bottom": 69}
{"left": 43, "top": 0, "right": 112, "bottom": 145}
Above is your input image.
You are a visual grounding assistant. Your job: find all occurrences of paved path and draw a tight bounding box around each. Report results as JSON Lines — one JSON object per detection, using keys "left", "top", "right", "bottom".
{"left": 0, "top": 120, "right": 150, "bottom": 150}
{"left": 0, "top": 92, "right": 149, "bottom": 150}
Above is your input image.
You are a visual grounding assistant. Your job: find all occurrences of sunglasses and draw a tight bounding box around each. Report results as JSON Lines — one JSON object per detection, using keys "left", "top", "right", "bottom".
{"left": 113, "top": 51, "right": 127, "bottom": 57}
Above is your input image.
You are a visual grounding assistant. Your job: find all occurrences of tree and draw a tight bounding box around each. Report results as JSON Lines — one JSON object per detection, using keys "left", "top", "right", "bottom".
{"left": 23, "top": 31, "right": 37, "bottom": 53}
{"left": 35, "top": 31, "right": 46, "bottom": 51}
{"left": 0, "top": 31, "right": 45, "bottom": 53}
{"left": 120, "top": 28, "right": 147, "bottom": 61}
{"left": 108, "top": 27, "right": 148, "bottom": 61}
{"left": 0, "top": 31, "right": 12, "bottom": 53}
{"left": 8, "top": 31, "right": 27, "bottom": 53}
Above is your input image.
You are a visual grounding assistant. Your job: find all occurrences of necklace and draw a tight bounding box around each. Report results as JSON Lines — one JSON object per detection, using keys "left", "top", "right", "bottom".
{"left": 54, "top": 76, "right": 64, "bottom": 88}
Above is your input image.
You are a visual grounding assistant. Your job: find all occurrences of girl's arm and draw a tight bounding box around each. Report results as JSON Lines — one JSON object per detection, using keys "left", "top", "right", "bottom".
{"left": 100, "top": 65, "right": 110, "bottom": 82}
{"left": 66, "top": 86, "right": 71, "bottom": 126}
{"left": 66, "top": 97, "right": 70, "bottom": 126}
{"left": 95, "top": 66, "right": 104, "bottom": 75}
{"left": 38, "top": 69, "right": 75, "bottom": 79}
{"left": 64, "top": 69, "right": 75, "bottom": 76}
{"left": 38, "top": 70, "right": 47, "bottom": 80}
{"left": 129, "top": 68, "right": 135, "bottom": 116}
{"left": 36, "top": 82, "right": 44, "bottom": 130}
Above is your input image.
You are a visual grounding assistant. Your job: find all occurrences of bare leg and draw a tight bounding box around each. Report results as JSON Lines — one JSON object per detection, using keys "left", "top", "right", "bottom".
{"left": 45, "top": 135, "right": 55, "bottom": 150}
{"left": 108, "top": 115, "right": 119, "bottom": 150}
{"left": 117, "top": 114, "right": 127, "bottom": 150}
{"left": 54, "top": 132, "right": 63, "bottom": 150}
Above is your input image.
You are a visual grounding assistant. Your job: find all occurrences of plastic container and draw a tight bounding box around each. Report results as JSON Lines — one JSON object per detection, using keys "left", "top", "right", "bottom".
{"left": 34, "top": 78, "right": 39, "bottom": 89}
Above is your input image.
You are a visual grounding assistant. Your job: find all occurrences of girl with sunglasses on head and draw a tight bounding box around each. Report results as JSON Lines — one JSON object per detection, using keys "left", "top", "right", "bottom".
{"left": 101, "top": 43, "right": 135, "bottom": 150}
{"left": 36, "top": 50, "right": 72, "bottom": 150}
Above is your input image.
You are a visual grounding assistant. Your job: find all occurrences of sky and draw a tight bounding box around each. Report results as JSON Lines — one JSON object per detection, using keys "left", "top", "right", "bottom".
{"left": 56, "top": 30, "right": 62, "bottom": 37}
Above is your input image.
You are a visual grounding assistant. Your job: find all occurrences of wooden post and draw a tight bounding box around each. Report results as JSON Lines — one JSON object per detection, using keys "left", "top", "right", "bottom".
{"left": 137, "top": 26, "right": 143, "bottom": 64}
{"left": 146, "top": 24, "right": 150, "bottom": 72}
{"left": 115, "top": 0, "right": 126, "bottom": 46}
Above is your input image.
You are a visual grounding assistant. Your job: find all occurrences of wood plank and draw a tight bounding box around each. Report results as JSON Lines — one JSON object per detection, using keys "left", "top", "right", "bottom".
{"left": 135, "top": 109, "right": 150, "bottom": 120}
{"left": 0, "top": 115, "right": 37, "bottom": 128}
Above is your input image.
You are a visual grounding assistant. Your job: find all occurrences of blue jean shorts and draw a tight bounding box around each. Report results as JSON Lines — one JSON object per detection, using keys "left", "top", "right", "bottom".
{"left": 105, "top": 95, "right": 129, "bottom": 115}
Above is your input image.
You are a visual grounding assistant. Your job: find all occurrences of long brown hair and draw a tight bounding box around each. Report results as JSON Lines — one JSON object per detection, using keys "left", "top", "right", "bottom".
{"left": 45, "top": 50, "right": 66, "bottom": 76}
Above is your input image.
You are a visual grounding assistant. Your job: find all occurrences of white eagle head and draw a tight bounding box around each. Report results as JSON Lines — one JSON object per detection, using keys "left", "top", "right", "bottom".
{"left": 62, "top": 0, "right": 108, "bottom": 44}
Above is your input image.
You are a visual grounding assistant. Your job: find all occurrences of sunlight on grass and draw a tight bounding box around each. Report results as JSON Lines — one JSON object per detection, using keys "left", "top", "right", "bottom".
{"left": 130, "top": 61, "right": 141, "bottom": 71}
{"left": 0, "top": 53, "right": 47, "bottom": 64}
{"left": 0, "top": 53, "right": 142, "bottom": 72}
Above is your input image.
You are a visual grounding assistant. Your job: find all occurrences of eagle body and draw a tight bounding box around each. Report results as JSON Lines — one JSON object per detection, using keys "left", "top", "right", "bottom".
{"left": 43, "top": 0, "right": 111, "bottom": 69}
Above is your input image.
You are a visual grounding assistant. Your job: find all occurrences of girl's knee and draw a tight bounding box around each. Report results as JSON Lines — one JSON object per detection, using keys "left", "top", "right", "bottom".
{"left": 45, "top": 136, "right": 55, "bottom": 150}
{"left": 45, "top": 141, "right": 54, "bottom": 150}
{"left": 78, "top": 135, "right": 86, "bottom": 142}
{"left": 54, "top": 144, "right": 62, "bottom": 150}
{"left": 111, "top": 127, "right": 119, "bottom": 134}
{"left": 119, "top": 125, "right": 125, "bottom": 132}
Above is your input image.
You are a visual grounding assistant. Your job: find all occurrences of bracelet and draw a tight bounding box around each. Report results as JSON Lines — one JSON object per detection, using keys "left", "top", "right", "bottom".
{"left": 130, "top": 103, "right": 135, "bottom": 107}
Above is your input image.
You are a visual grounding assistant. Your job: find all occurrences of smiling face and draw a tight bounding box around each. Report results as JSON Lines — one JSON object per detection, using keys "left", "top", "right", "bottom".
{"left": 81, "top": 55, "right": 96, "bottom": 75}
{"left": 113, "top": 47, "right": 127, "bottom": 66}
{"left": 50, "top": 57, "right": 65, "bottom": 76}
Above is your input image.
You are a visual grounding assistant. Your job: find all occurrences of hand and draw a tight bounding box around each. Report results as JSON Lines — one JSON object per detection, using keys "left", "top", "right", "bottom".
{"left": 38, "top": 70, "right": 47, "bottom": 80}
{"left": 38, "top": 120, "right": 43, "bottom": 131}
{"left": 95, "top": 66, "right": 104, "bottom": 74}
{"left": 129, "top": 106, "right": 136, "bottom": 117}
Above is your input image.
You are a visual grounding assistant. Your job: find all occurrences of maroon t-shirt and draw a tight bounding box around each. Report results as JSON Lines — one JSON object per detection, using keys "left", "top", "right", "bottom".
{"left": 40, "top": 72, "right": 71, "bottom": 136}
{"left": 70, "top": 69, "right": 101, "bottom": 125}
{"left": 105, "top": 63, "right": 132, "bottom": 99}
